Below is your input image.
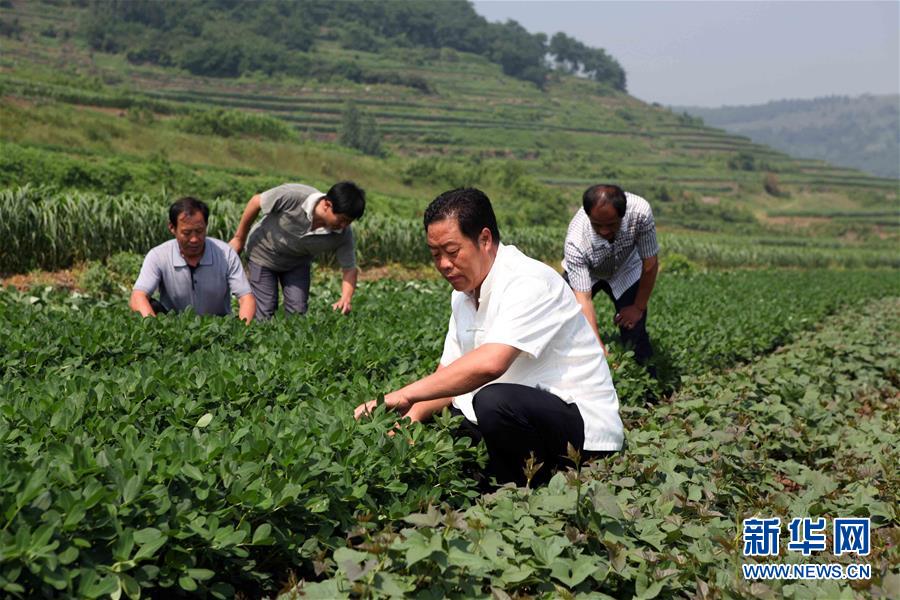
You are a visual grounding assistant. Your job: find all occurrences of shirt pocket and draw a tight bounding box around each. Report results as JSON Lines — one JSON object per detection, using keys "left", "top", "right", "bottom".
{"left": 460, "top": 326, "right": 483, "bottom": 353}
{"left": 471, "top": 326, "right": 487, "bottom": 349}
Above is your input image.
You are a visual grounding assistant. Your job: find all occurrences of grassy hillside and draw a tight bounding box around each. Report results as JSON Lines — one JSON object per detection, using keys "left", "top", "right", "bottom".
{"left": 1, "top": 0, "right": 897, "bottom": 249}
{"left": 677, "top": 95, "right": 900, "bottom": 179}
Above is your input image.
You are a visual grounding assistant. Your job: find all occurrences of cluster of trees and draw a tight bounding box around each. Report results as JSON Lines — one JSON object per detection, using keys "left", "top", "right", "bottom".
{"left": 78, "top": 0, "right": 626, "bottom": 91}
{"left": 548, "top": 33, "right": 626, "bottom": 91}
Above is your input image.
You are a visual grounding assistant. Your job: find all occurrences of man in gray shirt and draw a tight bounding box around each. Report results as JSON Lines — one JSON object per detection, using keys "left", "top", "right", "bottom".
{"left": 130, "top": 197, "right": 256, "bottom": 322}
{"left": 228, "top": 182, "right": 365, "bottom": 320}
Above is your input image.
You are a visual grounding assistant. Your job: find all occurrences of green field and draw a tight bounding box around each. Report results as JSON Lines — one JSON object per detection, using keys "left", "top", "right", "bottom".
{"left": 2, "top": 271, "right": 898, "bottom": 597}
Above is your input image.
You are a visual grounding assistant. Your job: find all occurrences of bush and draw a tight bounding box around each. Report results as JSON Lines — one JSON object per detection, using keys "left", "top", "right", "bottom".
{"left": 78, "top": 252, "right": 144, "bottom": 299}
{"left": 660, "top": 252, "right": 697, "bottom": 275}
{"left": 763, "top": 172, "right": 789, "bottom": 198}
{"left": 177, "top": 108, "right": 293, "bottom": 141}
{"left": 340, "top": 103, "right": 383, "bottom": 157}
{"left": 338, "top": 22, "right": 381, "bottom": 52}
{"left": 727, "top": 151, "right": 757, "bottom": 171}
{"left": 0, "top": 17, "right": 22, "bottom": 39}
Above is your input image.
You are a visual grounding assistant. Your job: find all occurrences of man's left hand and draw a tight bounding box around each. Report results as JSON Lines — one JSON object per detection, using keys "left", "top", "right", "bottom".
{"left": 614, "top": 305, "right": 644, "bottom": 330}
{"left": 332, "top": 298, "right": 352, "bottom": 314}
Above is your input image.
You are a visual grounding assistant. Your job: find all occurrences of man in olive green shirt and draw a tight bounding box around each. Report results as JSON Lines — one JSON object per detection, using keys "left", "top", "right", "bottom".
{"left": 229, "top": 182, "right": 365, "bottom": 320}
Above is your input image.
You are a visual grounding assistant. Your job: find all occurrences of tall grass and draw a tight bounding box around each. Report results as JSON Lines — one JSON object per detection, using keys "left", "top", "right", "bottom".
{"left": 2, "top": 186, "right": 897, "bottom": 274}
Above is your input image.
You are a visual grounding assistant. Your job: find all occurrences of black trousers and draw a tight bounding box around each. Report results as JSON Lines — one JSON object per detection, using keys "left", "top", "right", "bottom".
{"left": 149, "top": 297, "right": 169, "bottom": 314}
{"left": 593, "top": 278, "right": 654, "bottom": 369}
{"left": 563, "top": 273, "right": 654, "bottom": 370}
{"left": 451, "top": 383, "right": 610, "bottom": 488}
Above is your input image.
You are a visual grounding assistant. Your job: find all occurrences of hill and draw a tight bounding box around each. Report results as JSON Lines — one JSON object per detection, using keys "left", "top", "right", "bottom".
{"left": 676, "top": 95, "right": 900, "bottom": 179}
{"left": 0, "top": 0, "right": 897, "bottom": 248}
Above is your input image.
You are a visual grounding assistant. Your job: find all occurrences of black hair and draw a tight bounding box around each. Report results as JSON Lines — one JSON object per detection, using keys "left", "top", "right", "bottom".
{"left": 423, "top": 187, "right": 501, "bottom": 244}
{"left": 326, "top": 181, "right": 366, "bottom": 220}
{"left": 169, "top": 196, "right": 209, "bottom": 227}
{"left": 582, "top": 184, "right": 627, "bottom": 218}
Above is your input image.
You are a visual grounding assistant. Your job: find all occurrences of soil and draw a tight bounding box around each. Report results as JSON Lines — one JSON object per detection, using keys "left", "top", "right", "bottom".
{"left": 0, "top": 263, "right": 439, "bottom": 293}
{"left": 1, "top": 268, "right": 81, "bottom": 291}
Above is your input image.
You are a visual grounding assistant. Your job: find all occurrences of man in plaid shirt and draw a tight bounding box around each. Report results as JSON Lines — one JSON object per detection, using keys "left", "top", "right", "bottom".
{"left": 562, "top": 184, "right": 659, "bottom": 375}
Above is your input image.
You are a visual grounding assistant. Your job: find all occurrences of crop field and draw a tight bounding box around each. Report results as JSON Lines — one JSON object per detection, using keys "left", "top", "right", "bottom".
{"left": 1, "top": 269, "right": 898, "bottom": 598}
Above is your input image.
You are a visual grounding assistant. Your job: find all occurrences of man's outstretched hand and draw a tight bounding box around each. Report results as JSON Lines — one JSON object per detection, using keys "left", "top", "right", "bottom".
{"left": 614, "top": 305, "right": 644, "bottom": 330}
{"left": 353, "top": 391, "right": 412, "bottom": 420}
{"left": 332, "top": 298, "right": 352, "bottom": 315}
{"left": 354, "top": 399, "right": 378, "bottom": 420}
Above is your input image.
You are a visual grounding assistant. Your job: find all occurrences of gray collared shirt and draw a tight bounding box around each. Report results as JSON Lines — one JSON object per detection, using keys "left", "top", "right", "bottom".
{"left": 133, "top": 238, "right": 252, "bottom": 315}
{"left": 562, "top": 192, "right": 659, "bottom": 299}
{"left": 245, "top": 183, "right": 356, "bottom": 272}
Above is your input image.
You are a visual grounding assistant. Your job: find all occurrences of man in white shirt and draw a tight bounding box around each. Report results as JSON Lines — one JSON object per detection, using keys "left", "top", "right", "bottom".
{"left": 563, "top": 184, "right": 659, "bottom": 374}
{"left": 354, "top": 188, "right": 624, "bottom": 487}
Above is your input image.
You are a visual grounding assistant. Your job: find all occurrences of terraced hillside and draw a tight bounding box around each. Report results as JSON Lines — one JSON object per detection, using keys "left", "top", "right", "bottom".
{"left": 0, "top": 0, "right": 897, "bottom": 236}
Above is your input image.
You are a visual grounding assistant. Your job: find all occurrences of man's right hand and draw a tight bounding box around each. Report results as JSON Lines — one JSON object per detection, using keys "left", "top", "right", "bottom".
{"left": 228, "top": 237, "right": 244, "bottom": 254}
{"left": 354, "top": 399, "right": 378, "bottom": 420}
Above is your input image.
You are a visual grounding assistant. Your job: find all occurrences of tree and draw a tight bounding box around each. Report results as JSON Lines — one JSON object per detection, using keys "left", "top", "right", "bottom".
{"left": 340, "top": 103, "right": 383, "bottom": 157}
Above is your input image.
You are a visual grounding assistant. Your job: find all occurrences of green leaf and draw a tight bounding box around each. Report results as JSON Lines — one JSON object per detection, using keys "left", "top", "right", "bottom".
{"left": 592, "top": 490, "right": 624, "bottom": 520}
{"left": 122, "top": 475, "right": 141, "bottom": 504}
{"left": 306, "top": 497, "right": 329, "bottom": 513}
{"left": 187, "top": 569, "right": 215, "bottom": 581}
{"left": 447, "top": 546, "right": 491, "bottom": 572}
{"left": 373, "top": 572, "right": 414, "bottom": 596}
{"left": 79, "top": 572, "right": 118, "bottom": 599}
{"left": 531, "top": 536, "right": 567, "bottom": 566}
{"left": 63, "top": 503, "right": 87, "bottom": 529}
{"left": 133, "top": 528, "right": 166, "bottom": 561}
{"left": 178, "top": 575, "right": 198, "bottom": 592}
{"left": 551, "top": 556, "right": 600, "bottom": 587}
{"left": 405, "top": 531, "right": 443, "bottom": 567}
{"left": 251, "top": 523, "right": 273, "bottom": 545}
{"left": 404, "top": 506, "right": 442, "bottom": 528}
{"left": 58, "top": 545, "right": 79, "bottom": 565}
{"left": 119, "top": 574, "right": 141, "bottom": 600}
{"left": 195, "top": 413, "right": 213, "bottom": 428}
{"left": 17, "top": 468, "right": 47, "bottom": 508}
{"left": 499, "top": 564, "right": 533, "bottom": 584}
{"left": 182, "top": 464, "right": 204, "bottom": 481}
{"left": 133, "top": 528, "right": 163, "bottom": 545}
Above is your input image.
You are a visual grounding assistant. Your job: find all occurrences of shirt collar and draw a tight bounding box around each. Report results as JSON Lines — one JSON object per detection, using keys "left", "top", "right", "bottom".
{"left": 171, "top": 239, "right": 212, "bottom": 267}
{"left": 467, "top": 242, "right": 505, "bottom": 306}
{"left": 302, "top": 192, "right": 344, "bottom": 234}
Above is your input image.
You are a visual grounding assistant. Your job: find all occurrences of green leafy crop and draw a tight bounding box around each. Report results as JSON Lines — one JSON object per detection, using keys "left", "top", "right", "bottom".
{"left": 0, "top": 271, "right": 897, "bottom": 597}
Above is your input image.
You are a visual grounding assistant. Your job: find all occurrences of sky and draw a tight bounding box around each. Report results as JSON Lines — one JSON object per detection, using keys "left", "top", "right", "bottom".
{"left": 471, "top": 1, "right": 900, "bottom": 107}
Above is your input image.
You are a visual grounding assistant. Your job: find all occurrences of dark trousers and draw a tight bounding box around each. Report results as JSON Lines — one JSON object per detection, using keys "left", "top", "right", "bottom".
{"left": 149, "top": 297, "right": 169, "bottom": 314}
{"left": 451, "top": 383, "right": 609, "bottom": 488}
{"left": 563, "top": 273, "right": 654, "bottom": 370}
{"left": 248, "top": 259, "right": 312, "bottom": 320}
{"left": 592, "top": 278, "right": 654, "bottom": 369}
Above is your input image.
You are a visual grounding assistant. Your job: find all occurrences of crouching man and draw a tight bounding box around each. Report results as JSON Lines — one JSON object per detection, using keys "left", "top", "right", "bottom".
{"left": 355, "top": 188, "right": 624, "bottom": 487}
{"left": 130, "top": 197, "right": 255, "bottom": 322}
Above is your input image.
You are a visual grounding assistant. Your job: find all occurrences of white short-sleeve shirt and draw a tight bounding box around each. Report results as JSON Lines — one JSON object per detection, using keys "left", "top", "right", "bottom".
{"left": 439, "top": 243, "right": 624, "bottom": 451}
